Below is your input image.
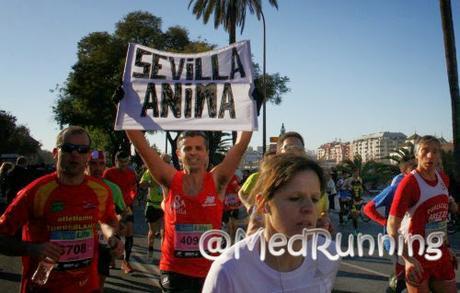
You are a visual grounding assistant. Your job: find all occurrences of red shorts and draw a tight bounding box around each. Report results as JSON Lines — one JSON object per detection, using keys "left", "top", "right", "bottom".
{"left": 419, "top": 250, "right": 455, "bottom": 281}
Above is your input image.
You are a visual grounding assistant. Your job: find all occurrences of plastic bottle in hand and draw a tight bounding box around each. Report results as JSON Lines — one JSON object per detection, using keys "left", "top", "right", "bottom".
{"left": 31, "top": 257, "right": 56, "bottom": 285}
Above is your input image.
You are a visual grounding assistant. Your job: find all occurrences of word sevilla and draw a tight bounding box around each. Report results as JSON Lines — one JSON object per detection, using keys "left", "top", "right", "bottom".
{"left": 132, "top": 47, "right": 247, "bottom": 119}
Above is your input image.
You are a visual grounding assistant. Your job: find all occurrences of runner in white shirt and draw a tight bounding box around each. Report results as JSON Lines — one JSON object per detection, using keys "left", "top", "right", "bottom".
{"left": 203, "top": 153, "right": 340, "bottom": 293}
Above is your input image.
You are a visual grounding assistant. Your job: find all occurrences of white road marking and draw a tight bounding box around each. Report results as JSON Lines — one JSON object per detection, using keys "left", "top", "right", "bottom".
{"left": 341, "top": 261, "right": 390, "bottom": 278}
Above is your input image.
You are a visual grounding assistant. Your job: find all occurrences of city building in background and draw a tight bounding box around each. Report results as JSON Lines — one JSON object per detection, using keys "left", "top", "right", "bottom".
{"left": 350, "top": 132, "right": 407, "bottom": 163}
{"left": 317, "top": 141, "right": 351, "bottom": 164}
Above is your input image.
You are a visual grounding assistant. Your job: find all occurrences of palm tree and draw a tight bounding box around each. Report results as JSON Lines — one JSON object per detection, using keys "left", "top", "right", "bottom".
{"left": 188, "top": 0, "right": 279, "bottom": 147}
{"left": 439, "top": 0, "right": 460, "bottom": 196}
{"left": 387, "top": 142, "right": 416, "bottom": 165}
{"left": 338, "top": 154, "right": 363, "bottom": 177}
{"left": 337, "top": 154, "right": 399, "bottom": 190}
{"left": 188, "top": 0, "right": 278, "bottom": 44}
{"left": 205, "top": 131, "right": 233, "bottom": 166}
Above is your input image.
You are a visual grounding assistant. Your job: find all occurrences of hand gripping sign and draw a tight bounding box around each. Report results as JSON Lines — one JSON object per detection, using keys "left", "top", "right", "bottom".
{"left": 115, "top": 41, "right": 258, "bottom": 131}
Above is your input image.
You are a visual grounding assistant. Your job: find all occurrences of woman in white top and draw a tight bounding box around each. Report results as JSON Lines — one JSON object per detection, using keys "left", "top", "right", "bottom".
{"left": 203, "top": 153, "right": 340, "bottom": 293}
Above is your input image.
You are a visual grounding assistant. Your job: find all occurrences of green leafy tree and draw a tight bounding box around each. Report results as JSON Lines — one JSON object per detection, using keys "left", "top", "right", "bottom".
{"left": 115, "top": 11, "right": 163, "bottom": 47}
{"left": 54, "top": 9, "right": 289, "bottom": 167}
{"left": 0, "top": 110, "right": 41, "bottom": 156}
{"left": 53, "top": 11, "right": 215, "bottom": 163}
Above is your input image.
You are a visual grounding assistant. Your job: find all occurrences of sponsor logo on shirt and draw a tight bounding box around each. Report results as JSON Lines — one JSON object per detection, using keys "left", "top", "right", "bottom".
{"left": 202, "top": 195, "right": 216, "bottom": 207}
{"left": 171, "top": 195, "right": 186, "bottom": 214}
{"left": 83, "top": 201, "right": 97, "bottom": 209}
{"left": 51, "top": 201, "right": 64, "bottom": 213}
{"left": 78, "top": 277, "right": 88, "bottom": 287}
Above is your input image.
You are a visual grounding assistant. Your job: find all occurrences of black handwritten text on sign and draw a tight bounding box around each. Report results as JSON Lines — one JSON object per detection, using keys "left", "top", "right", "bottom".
{"left": 133, "top": 47, "right": 246, "bottom": 120}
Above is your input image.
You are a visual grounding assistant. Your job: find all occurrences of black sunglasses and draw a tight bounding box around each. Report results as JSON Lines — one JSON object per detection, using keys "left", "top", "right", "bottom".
{"left": 58, "top": 143, "right": 90, "bottom": 154}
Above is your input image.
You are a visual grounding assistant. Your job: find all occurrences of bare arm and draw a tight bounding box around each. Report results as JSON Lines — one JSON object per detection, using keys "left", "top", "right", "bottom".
{"left": 387, "top": 215, "right": 424, "bottom": 284}
{"left": 238, "top": 189, "right": 252, "bottom": 210}
{"left": 126, "top": 130, "right": 176, "bottom": 188}
{"left": 212, "top": 132, "right": 252, "bottom": 195}
{"left": 386, "top": 215, "right": 402, "bottom": 240}
{"left": 99, "top": 218, "right": 119, "bottom": 240}
{"left": 0, "top": 235, "right": 63, "bottom": 261}
{"left": 100, "top": 219, "right": 124, "bottom": 257}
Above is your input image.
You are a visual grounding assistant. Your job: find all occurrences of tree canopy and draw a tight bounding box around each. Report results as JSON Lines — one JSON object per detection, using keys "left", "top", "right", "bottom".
{"left": 53, "top": 10, "right": 289, "bottom": 165}
{"left": 0, "top": 110, "right": 41, "bottom": 156}
{"left": 53, "top": 11, "right": 215, "bottom": 158}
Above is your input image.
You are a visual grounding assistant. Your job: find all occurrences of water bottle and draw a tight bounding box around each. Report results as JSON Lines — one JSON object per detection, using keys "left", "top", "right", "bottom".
{"left": 31, "top": 257, "right": 55, "bottom": 285}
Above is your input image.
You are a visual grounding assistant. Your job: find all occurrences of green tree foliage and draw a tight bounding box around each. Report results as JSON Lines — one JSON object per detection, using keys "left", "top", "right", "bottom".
{"left": 53, "top": 11, "right": 215, "bottom": 161}
{"left": 53, "top": 10, "right": 289, "bottom": 166}
{"left": 0, "top": 110, "right": 41, "bottom": 156}
{"left": 115, "top": 11, "right": 163, "bottom": 46}
{"left": 253, "top": 64, "right": 289, "bottom": 105}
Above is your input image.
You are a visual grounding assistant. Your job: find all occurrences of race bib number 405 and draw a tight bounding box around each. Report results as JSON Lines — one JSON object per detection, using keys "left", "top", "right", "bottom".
{"left": 50, "top": 230, "right": 94, "bottom": 270}
{"left": 174, "top": 224, "right": 212, "bottom": 258}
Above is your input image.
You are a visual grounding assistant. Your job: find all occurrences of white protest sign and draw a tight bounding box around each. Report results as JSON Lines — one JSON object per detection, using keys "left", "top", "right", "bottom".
{"left": 114, "top": 41, "right": 258, "bottom": 131}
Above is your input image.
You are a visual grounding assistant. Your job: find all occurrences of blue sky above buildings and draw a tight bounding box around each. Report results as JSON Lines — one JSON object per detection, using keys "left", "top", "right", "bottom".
{"left": 1, "top": 1, "right": 459, "bottom": 151}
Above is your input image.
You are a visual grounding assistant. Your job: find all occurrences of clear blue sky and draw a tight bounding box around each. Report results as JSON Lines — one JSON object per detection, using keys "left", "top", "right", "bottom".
{"left": 1, "top": 1, "right": 459, "bottom": 152}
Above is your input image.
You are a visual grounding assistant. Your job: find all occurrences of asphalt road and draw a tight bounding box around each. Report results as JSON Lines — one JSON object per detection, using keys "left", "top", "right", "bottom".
{"left": 0, "top": 198, "right": 459, "bottom": 293}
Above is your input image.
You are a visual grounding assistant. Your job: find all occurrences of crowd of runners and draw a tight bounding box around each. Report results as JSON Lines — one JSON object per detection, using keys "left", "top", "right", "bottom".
{"left": 0, "top": 125, "right": 458, "bottom": 292}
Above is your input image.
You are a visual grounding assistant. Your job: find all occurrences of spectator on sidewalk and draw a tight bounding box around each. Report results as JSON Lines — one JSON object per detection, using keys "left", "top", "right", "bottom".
{"left": 0, "top": 162, "right": 13, "bottom": 214}
{"left": 6, "top": 156, "right": 34, "bottom": 204}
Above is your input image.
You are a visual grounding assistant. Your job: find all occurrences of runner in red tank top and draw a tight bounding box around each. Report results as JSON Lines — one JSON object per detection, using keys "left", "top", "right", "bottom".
{"left": 387, "top": 135, "right": 457, "bottom": 293}
{"left": 126, "top": 130, "right": 252, "bottom": 292}
{"left": 103, "top": 151, "right": 137, "bottom": 274}
{"left": 0, "top": 126, "right": 123, "bottom": 293}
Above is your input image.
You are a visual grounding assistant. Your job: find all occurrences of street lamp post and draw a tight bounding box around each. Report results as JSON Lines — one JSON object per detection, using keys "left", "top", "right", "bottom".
{"left": 260, "top": 10, "right": 267, "bottom": 155}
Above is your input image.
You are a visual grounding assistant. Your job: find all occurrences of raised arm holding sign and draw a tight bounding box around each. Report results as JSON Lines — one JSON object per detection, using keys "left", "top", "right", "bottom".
{"left": 121, "top": 41, "right": 254, "bottom": 291}
{"left": 126, "top": 129, "right": 251, "bottom": 291}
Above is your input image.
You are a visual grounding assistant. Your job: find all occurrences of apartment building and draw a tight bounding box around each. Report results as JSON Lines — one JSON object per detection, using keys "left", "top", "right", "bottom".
{"left": 351, "top": 132, "right": 407, "bottom": 162}
{"left": 316, "top": 141, "right": 351, "bottom": 164}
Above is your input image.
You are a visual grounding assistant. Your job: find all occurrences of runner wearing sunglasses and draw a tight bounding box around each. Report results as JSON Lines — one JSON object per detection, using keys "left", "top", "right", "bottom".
{"left": 0, "top": 126, "right": 123, "bottom": 293}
